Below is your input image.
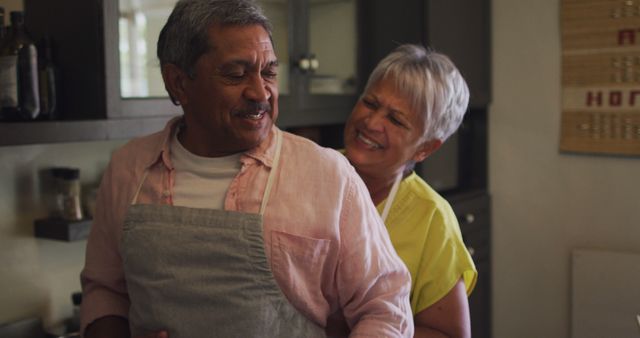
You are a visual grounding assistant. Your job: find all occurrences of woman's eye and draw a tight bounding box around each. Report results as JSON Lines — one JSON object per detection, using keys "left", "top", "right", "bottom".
{"left": 388, "top": 115, "right": 404, "bottom": 127}
{"left": 362, "top": 99, "right": 377, "bottom": 109}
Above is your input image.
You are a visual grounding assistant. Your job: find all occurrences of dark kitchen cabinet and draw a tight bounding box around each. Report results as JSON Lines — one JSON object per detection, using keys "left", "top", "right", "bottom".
{"left": 427, "top": 0, "right": 491, "bottom": 107}
{"left": 446, "top": 190, "right": 492, "bottom": 338}
{"left": 0, "top": 0, "right": 179, "bottom": 146}
{"left": 360, "top": 0, "right": 491, "bottom": 108}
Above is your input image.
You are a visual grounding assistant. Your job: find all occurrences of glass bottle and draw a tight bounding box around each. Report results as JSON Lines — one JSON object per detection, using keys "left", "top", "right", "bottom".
{"left": 0, "top": 11, "right": 40, "bottom": 121}
{"left": 38, "top": 36, "right": 58, "bottom": 119}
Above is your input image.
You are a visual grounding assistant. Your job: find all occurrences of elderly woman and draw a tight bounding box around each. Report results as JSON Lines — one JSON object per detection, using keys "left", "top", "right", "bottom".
{"left": 343, "top": 44, "right": 477, "bottom": 337}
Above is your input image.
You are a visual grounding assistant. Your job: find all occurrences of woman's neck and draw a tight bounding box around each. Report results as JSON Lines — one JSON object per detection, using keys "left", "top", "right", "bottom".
{"left": 357, "top": 168, "right": 403, "bottom": 205}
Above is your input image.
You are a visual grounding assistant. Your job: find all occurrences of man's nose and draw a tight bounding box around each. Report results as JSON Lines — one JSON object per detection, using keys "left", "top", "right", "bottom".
{"left": 244, "top": 76, "right": 270, "bottom": 102}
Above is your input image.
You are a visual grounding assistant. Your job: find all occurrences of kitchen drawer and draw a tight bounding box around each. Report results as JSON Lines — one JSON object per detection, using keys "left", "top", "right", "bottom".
{"left": 446, "top": 190, "right": 491, "bottom": 261}
{"left": 447, "top": 190, "right": 490, "bottom": 212}
{"left": 449, "top": 191, "right": 491, "bottom": 236}
{"left": 463, "top": 231, "right": 490, "bottom": 262}
{"left": 457, "top": 206, "right": 490, "bottom": 238}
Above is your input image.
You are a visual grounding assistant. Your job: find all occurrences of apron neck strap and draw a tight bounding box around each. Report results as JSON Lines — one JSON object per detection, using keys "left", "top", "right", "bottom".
{"left": 131, "top": 170, "right": 150, "bottom": 205}
{"left": 260, "top": 129, "right": 283, "bottom": 215}
{"left": 380, "top": 173, "right": 402, "bottom": 223}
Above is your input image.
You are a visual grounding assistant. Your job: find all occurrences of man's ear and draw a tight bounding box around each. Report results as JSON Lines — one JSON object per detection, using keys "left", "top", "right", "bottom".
{"left": 161, "top": 63, "right": 189, "bottom": 105}
{"left": 412, "top": 139, "right": 442, "bottom": 163}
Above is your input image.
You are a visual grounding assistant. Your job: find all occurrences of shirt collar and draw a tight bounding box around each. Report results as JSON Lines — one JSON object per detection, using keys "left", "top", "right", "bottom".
{"left": 242, "top": 127, "right": 278, "bottom": 168}
{"left": 143, "top": 116, "right": 279, "bottom": 170}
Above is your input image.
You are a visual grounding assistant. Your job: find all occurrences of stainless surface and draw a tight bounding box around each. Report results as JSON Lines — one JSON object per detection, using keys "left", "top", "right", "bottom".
{"left": 0, "top": 317, "right": 45, "bottom": 338}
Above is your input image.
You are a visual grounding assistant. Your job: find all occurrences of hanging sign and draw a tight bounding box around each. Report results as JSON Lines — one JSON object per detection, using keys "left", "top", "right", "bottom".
{"left": 561, "top": 0, "right": 640, "bottom": 155}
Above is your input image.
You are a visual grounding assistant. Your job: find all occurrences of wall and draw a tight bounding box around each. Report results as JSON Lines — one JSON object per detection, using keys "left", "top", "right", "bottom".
{"left": 0, "top": 0, "right": 19, "bottom": 14}
{"left": 0, "top": 140, "right": 126, "bottom": 328}
{"left": 491, "top": 1, "right": 640, "bottom": 337}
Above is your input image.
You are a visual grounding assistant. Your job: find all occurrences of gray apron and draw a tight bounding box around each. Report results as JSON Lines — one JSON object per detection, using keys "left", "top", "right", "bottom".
{"left": 121, "top": 131, "right": 324, "bottom": 338}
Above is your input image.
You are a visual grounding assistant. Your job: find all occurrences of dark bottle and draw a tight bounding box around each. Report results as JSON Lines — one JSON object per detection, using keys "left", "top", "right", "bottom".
{"left": 0, "top": 11, "right": 40, "bottom": 121}
{"left": 0, "top": 7, "right": 5, "bottom": 43}
{"left": 38, "top": 37, "right": 58, "bottom": 119}
{"left": 65, "top": 292, "right": 82, "bottom": 334}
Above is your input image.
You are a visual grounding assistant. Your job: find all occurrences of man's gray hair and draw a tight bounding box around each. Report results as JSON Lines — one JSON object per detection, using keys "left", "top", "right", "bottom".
{"left": 157, "top": 0, "right": 272, "bottom": 78}
{"left": 364, "top": 44, "right": 470, "bottom": 142}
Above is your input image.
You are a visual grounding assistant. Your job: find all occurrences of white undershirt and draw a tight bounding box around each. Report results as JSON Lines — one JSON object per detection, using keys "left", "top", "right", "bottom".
{"left": 170, "top": 130, "right": 242, "bottom": 209}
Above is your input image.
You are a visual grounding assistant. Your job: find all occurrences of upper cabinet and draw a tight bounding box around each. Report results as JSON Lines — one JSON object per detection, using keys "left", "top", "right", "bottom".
{"left": 258, "top": 0, "right": 359, "bottom": 127}
{"left": 0, "top": 0, "right": 181, "bottom": 146}
{"left": 360, "top": 0, "right": 491, "bottom": 108}
{"left": 23, "top": 0, "right": 182, "bottom": 121}
{"left": 426, "top": 0, "right": 491, "bottom": 108}
{"left": 0, "top": 0, "right": 490, "bottom": 146}
{"left": 29, "top": 0, "right": 360, "bottom": 125}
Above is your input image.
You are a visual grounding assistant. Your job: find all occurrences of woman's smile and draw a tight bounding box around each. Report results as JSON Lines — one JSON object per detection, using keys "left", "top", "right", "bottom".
{"left": 356, "top": 130, "right": 383, "bottom": 149}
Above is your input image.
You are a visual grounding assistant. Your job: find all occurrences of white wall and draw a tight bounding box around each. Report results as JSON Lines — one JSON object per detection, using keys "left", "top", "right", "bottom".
{"left": 0, "top": 140, "right": 126, "bottom": 328}
{"left": 491, "top": 1, "right": 640, "bottom": 337}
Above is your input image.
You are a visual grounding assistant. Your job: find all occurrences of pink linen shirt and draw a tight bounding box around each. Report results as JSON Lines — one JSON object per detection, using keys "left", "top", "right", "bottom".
{"left": 80, "top": 117, "right": 413, "bottom": 337}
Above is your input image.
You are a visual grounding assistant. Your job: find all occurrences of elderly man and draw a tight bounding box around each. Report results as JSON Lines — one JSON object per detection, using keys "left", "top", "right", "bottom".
{"left": 80, "top": 0, "right": 413, "bottom": 337}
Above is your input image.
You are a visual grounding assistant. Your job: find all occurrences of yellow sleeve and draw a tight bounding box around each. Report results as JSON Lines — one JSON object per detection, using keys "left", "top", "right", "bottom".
{"left": 380, "top": 174, "right": 477, "bottom": 314}
{"left": 410, "top": 203, "right": 477, "bottom": 313}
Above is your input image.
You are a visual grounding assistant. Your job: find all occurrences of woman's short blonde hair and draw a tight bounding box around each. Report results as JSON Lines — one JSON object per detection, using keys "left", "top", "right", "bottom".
{"left": 364, "top": 44, "right": 470, "bottom": 142}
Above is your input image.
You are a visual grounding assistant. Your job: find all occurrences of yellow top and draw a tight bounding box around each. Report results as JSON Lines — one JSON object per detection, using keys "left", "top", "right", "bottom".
{"left": 376, "top": 172, "right": 477, "bottom": 314}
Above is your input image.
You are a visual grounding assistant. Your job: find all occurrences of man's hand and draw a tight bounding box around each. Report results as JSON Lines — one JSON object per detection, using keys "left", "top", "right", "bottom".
{"left": 85, "top": 316, "right": 168, "bottom": 338}
{"left": 135, "top": 331, "right": 169, "bottom": 338}
{"left": 84, "top": 316, "right": 130, "bottom": 338}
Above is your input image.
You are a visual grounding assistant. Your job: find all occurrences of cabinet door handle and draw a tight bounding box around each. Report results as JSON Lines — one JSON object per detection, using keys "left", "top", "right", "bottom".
{"left": 298, "top": 57, "right": 312, "bottom": 71}
{"left": 296, "top": 54, "right": 319, "bottom": 73}
{"left": 465, "top": 213, "right": 475, "bottom": 224}
{"left": 310, "top": 57, "right": 320, "bottom": 71}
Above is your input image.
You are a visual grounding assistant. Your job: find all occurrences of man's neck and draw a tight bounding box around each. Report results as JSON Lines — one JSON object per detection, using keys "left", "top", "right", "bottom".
{"left": 177, "top": 125, "right": 247, "bottom": 158}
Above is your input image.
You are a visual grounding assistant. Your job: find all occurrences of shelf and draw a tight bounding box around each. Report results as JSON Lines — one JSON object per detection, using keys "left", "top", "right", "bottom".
{"left": 0, "top": 115, "right": 177, "bottom": 146}
{"left": 310, "top": 0, "right": 353, "bottom": 5}
{"left": 34, "top": 218, "right": 92, "bottom": 242}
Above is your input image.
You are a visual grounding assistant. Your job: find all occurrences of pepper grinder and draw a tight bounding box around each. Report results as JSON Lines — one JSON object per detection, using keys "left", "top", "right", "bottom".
{"left": 50, "top": 167, "right": 83, "bottom": 220}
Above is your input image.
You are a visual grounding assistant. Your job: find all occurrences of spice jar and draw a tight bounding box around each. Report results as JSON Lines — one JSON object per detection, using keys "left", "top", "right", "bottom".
{"left": 51, "top": 167, "right": 83, "bottom": 220}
